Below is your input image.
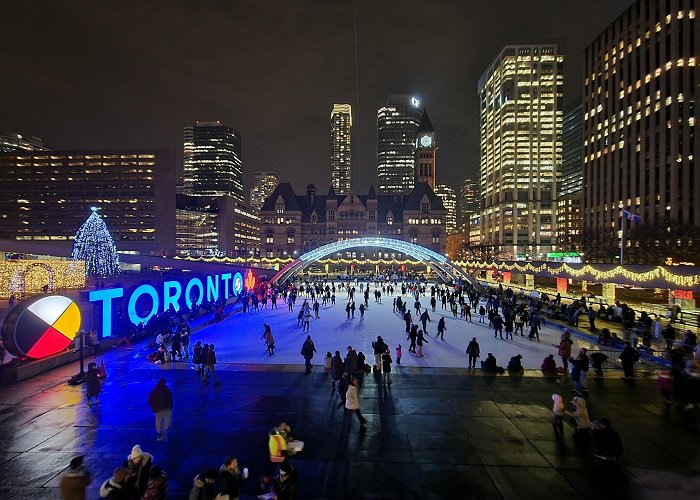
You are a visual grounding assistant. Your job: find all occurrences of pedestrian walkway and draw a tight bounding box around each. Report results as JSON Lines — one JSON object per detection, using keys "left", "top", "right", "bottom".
{"left": 0, "top": 286, "right": 697, "bottom": 498}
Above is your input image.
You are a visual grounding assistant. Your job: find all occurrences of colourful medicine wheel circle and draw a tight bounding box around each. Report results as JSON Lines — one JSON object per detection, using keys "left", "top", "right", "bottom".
{"left": 1, "top": 295, "right": 81, "bottom": 359}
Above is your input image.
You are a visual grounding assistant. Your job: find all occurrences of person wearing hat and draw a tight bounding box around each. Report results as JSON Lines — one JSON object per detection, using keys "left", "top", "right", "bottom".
{"left": 59, "top": 456, "right": 91, "bottom": 500}
{"left": 99, "top": 467, "right": 128, "bottom": 499}
{"left": 272, "top": 462, "right": 299, "bottom": 499}
{"left": 126, "top": 444, "right": 153, "bottom": 498}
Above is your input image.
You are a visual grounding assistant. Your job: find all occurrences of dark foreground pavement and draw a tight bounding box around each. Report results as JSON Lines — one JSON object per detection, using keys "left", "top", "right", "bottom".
{"left": 0, "top": 349, "right": 699, "bottom": 499}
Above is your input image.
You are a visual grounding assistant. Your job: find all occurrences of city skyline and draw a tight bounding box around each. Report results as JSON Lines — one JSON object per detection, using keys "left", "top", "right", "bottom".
{"left": 0, "top": 0, "right": 636, "bottom": 196}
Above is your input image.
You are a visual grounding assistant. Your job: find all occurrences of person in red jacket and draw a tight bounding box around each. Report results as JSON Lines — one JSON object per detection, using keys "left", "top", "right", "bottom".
{"left": 147, "top": 378, "right": 173, "bottom": 442}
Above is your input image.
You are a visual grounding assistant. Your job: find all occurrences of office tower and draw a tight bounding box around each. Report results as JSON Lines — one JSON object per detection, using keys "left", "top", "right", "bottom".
{"left": 559, "top": 101, "right": 584, "bottom": 248}
{"left": 0, "top": 150, "right": 177, "bottom": 256}
{"left": 0, "top": 132, "right": 46, "bottom": 152}
{"left": 435, "top": 184, "right": 457, "bottom": 233}
{"left": 183, "top": 121, "right": 244, "bottom": 202}
{"left": 414, "top": 112, "right": 437, "bottom": 189}
{"left": 459, "top": 176, "right": 481, "bottom": 228}
{"left": 478, "top": 45, "right": 564, "bottom": 258}
{"left": 583, "top": 0, "right": 698, "bottom": 260}
{"left": 250, "top": 172, "right": 280, "bottom": 211}
{"left": 377, "top": 94, "right": 424, "bottom": 194}
{"left": 331, "top": 104, "right": 352, "bottom": 195}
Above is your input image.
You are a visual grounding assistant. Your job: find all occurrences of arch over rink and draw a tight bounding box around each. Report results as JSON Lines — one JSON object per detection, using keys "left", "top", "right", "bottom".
{"left": 270, "top": 237, "right": 481, "bottom": 289}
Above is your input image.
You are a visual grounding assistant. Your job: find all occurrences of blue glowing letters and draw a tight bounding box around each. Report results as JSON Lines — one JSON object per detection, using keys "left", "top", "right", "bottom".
{"left": 89, "top": 271, "right": 246, "bottom": 337}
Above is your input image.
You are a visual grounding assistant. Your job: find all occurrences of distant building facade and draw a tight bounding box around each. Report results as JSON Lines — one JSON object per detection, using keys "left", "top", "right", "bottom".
{"left": 183, "top": 121, "right": 244, "bottom": 203}
{"left": 377, "top": 94, "right": 424, "bottom": 194}
{"left": 259, "top": 182, "right": 446, "bottom": 258}
{"left": 434, "top": 184, "right": 457, "bottom": 233}
{"left": 583, "top": 0, "right": 699, "bottom": 251}
{"left": 479, "top": 45, "right": 564, "bottom": 258}
{"left": 559, "top": 100, "right": 584, "bottom": 249}
{"left": 250, "top": 172, "right": 279, "bottom": 211}
{"left": 459, "top": 176, "right": 480, "bottom": 229}
{"left": 0, "top": 132, "right": 47, "bottom": 152}
{"left": 330, "top": 104, "right": 352, "bottom": 195}
{"left": 176, "top": 194, "right": 260, "bottom": 258}
{"left": 0, "top": 150, "right": 177, "bottom": 256}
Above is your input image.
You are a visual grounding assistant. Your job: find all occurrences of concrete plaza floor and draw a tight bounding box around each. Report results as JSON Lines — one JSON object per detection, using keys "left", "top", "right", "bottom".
{"left": 0, "top": 288, "right": 698, "bottom": 499}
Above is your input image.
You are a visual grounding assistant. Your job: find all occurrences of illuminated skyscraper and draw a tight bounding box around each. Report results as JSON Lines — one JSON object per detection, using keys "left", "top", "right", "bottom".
{"left": 435, "top": 184, "right": 457, "bottom": 233}
{"left": 183, "top": 121, "right": 244, "bottom": 202}
{"left": 478, "top": 45, "right": 564, "bottom": 258}
{"left": 377, "top": 94, "right": 424, "bottom": 194}
{"left": 459, "top": 176, "right": 480, "bottom": 227}
{"left": 250, "top": 171, "right": 280, "bottom": 211}
{"left": 558, "top": 100, "right": 583, "bottom": 248}
{"left": 414, "top": 112, "right": 437, "bottom": 189}
{"left": 331, "top": 104, "right": 352, "bottom": 195}
{"left": 583, "top": 0, "right": 699, "bottom": 256}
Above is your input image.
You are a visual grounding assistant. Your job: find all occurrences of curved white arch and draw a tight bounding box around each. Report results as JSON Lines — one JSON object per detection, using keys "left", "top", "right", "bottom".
{"left": 271, "top": 237, "right": 479, "bottom": 288}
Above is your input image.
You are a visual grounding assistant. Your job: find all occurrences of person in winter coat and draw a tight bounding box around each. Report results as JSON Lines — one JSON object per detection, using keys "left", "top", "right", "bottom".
{"left": 218, "top": 455, "right": 248, "bottom": 500}
{"left": 342, "top": 345, "right": 357, "bottom": 373}
{"left": 202, "top": 344, "right": 221, "bottom": 384}
{"left": 381, "top": 349, "right": 393, "bottom": 385}
{"left": 336, "top": 372, "right": 349, "bottom": 407}
{"left": 126, "top": 445, "right": 153, "bottom": 498}
{"left": 86, "top": 361, "right": 102, "bottom": 407}
{"left": 141, "top": 465, "right": 167, "bottom": 500}
{"left": 99, "top": 467, "right": 128, "bottom": 499}
{"left": 147, "top": 378, "right": 173, "bottom": 442}
{"left": 345, "top": 377, "right": 367, "bottom": 425}
{"left": 60, "top": 456, "right": 92, "bottom": 500}
{"left": 507, "top": 354, "right": 524, "bottom": 373}
{"left": 330, "top": 351, "right": 344, "bottom": 391}
{"left": 619, "top": 341, "right": 639, "bottom": 378}
{"left": 481, "top": 353, "right": 504, "bottom": 374}
{"left": 188, "top": 469, "right": 218, "bottom": 500}
{"left": 466, "top": 337, "right": 480, "bottom": 368}
{"left": 591, "top": 418, "right": 624, "bottom": 460}
{"left": 372, "top": 336, "right": 388, "bottom": 372}
{"left": 551, "top": 394, "right": 566, "bottom": 434}
{"left": 541, "top": 354, "right": 558, "bottom": 376}
{"left": 416, "top": 329, "right": 428, "bottom": 358}
{"left": 301, "top": 335, "right": 316, "bottom": 374}
{"left": 569, "top": 348, "right": 590, "bottom": 393}
{"left": 554, "top": 331, "right": 574, "bottom": 371}
{"left": 437, "top": 317, "right": 447, "bottom": 340}
{"left": 272, "top": 462, "right": 299, "bottom": 500}
{"left": 261, "top": 324, "right": 275, "bottom": 356}
{"left": 407, "top": 325, "right": 418, "bottom": 353}
{"left": 420, "top": 310, "right": 431, "bottom": 333}
{"left": 565, "top": 396, "right": 591, "bottom": 430}
{"left": 192, "top": 341, "right": 203, "bottom": 372}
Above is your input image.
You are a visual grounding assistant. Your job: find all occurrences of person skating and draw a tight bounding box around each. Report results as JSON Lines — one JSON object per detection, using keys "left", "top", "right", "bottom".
{"left": 147, "top": 377, "right": 173, "bottom": 442}
{"left": 466, "top": 337, "right": 480, "bottom": 368}
{"left": 492, "top": 313, "right": 504, "bottom": 339}
{"left": 395, "top": 344, "right": 402, "bottom": 365}
{"left": 420, "top": 309, "right": 431, "bottom": 333}
{"left": 416, "top": 329, "right": 428, "bottom": 358}
{"left": 437, "top": 317, "right": 446, "bottom": 340}
{"left": 371, "top": 336, "right": 388, "bottom": 373}
{"left": 407, "top": 325, "right": 418, "bottom": 354}
{"left": 330, "top": 351, "right": 344, "bottom": 391}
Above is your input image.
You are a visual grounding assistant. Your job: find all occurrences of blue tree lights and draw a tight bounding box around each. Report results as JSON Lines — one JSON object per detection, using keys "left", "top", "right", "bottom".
{"left": 71, "top": 207, "right": 122, "bottom": 277}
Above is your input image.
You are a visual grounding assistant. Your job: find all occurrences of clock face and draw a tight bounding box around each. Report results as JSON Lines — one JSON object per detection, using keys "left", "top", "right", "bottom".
{"left": 420, "top": 135, "right": 432, "bottom": 147}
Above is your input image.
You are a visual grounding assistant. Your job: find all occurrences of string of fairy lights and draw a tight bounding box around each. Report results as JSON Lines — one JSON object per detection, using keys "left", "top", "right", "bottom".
{"left": 180, "top": 255, "right": 700, "bottom": 289}
{"left": 0, "top": 260, "right": 86, "bottom": 298}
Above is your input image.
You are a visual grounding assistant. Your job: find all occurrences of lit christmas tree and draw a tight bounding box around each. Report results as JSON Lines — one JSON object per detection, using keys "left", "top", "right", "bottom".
{"left": 71, "top": 207, "right": 122, "bottom": 277}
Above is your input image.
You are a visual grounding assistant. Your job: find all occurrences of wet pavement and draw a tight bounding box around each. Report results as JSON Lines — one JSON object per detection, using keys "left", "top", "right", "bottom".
{"left": 0, "top": 288, "right": 698, "bottom": 498}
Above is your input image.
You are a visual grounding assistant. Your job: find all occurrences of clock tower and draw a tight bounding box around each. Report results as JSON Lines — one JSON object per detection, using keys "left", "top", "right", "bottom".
{"left": 414, "top": 111, "right": 436, "bottom": 189}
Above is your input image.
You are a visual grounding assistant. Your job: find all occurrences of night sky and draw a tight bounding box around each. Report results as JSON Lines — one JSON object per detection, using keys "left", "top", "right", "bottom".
{"left": 1, "top": 0, "right": 634, "bottom": 196}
